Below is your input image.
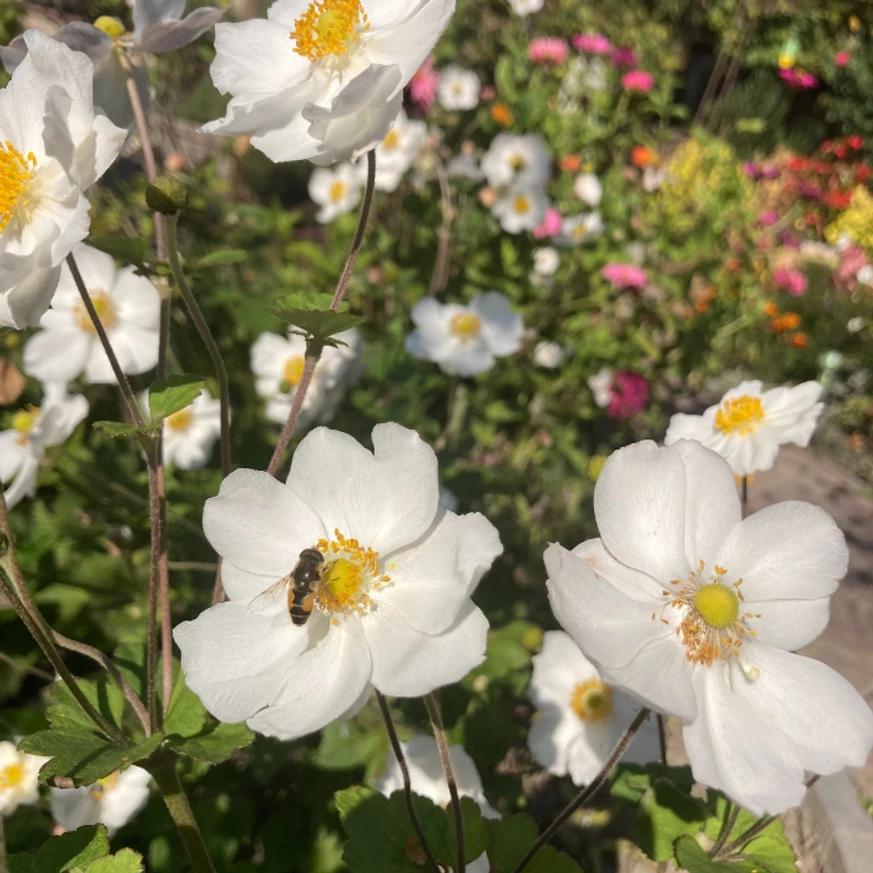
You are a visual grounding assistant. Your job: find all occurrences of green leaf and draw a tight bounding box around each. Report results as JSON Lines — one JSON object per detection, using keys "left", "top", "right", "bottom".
{"left": 147, "top": 375, "right": 206, "bottom": 420}
{"left": 269, "top": 291, "right": 363, "bottom": 343}
{"left": 673, "top": 835, "right": 757, "bottom": 873}
{"left": 164, "top": 668, "right": 208, "bottom": 740}
{"left": 47, "top": 680, "right": 125, "bottom": 735}
{"left": 92, "top": 421, "right": 160, "bottom": 439}
{"left": 192, "top": 249, "right": 248, "bottom": 269}
{"left": 444, "top": 798, "right": 488, "bottom": 869}
{"left": 84, "top": 849, "right": 145, "bottom": 873}
{"left": 638, "top": 778, "right": 707, "bottom": 861}
{"left": 35, "top": 825, "right": 110, "bottom": 872}
{"left": 8, "top": 856, "right": 37, "bottom": 873}
{"left": 87, "top": 236, "right": 148, "bottom": 270}
{"left": 611, "top": 763, "right": 694, "bottom": 804}
{"left": 485, "top": 814, "right": 583, "bottom": 873}
{"left": 315, "top": 719, "right": 384, "bottom": 771}
{"left": 167, "top": 720, "right": 254, "bottom": 763}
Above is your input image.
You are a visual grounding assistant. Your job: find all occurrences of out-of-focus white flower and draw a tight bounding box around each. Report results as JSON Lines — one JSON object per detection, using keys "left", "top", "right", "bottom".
{"left": 573, "top": 172, "right": 602, "bottom": 207}
{"left": 508, "top": 0, "right": 544, "bottom": 16}
{"left": 158, "top": 389, "right": 222, "bottom": 470}
{"left": 588, "top": 368, "right": 613, "bottom": 408}
{"left": 23, "top": 244, "right": 161, "bottom": 385}
{"left": 0, "top": 31, "right": 126, "bottom": 330}
{"left": 582, "top": 57, "right": 608, "bottom": 91}
{"left": 529, "top": 632, "right": 659, "bottom": 784}
{"left": 642, "top": 166, "right": 667, "bottom": 192}
{"left": 309, "top": 163, "right": 363, "bottom": 222}
{"left": 847, "top": 316, "right": 865, "bottom": 333}
{"left": 532, "top": 247, "right": 560, "bottom": 277}
{"left": 438, "top": 65, "right": 480, "bottom": 111}
{"left": 545, "top": 439, "right": 873, "bottom": 814}
{"left": 0, "top": 386, "right": 88, "bottom": 509}
{"left": 406, "top": 292, "right": 523, "bottom": 376}
{"left": 201, "top": 0, "right": 455, "bottom": 165}
{"left": 371, "top": 109, "right": 428, "bottom": 192}
{"left": 533, "top": 341, "right": 565, "bottom": 369}
{"left": 481, "top": 133, "right": 550, "bottom": 189}
{"left": 175, "top": 423, "right": 502, "bottom": 740}
{"left": 447, "top": 152, "right": 483, "bottom": 181}
{"left": 665, "top": 380, "right": 823, "bottom": 476}
{"left": 856, "top": 265, "right": 873, "bottom": 286}
{"left": 0, "top": 741, "right": 47, "bottom": 817}
{"left": 439, "top": 485, "right": 459, "bottom": 513}
{"left": 492, "top": 184, "right": 549, "bottom": 234}
{"left": 556, "top": 212, "right": 603, "bottom": 246}
{"left": 250, "top": 327, "right": 364, "bottom": 430}
{"left": 51, "top": 766, "right": 151, "bottom": 836}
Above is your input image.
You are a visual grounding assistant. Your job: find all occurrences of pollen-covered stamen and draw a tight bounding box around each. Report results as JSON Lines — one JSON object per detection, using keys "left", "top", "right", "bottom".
{"left": 0, "top": 761, "right": 25, "bottom": 790}
{"left": 291, "top": 0, "right": 370, "bottom": 63}
{"left": 381, "top": 129, "right": 400, "bottom": 151}
{"left": 450, "top": 311, "right": 481, "bottom": 339}
{"left": 512, "top": 195, "right": 531, "bottom": 215}
{"left": 715, "top": 394, "right": 765, "bottom": 435}
{"left": 166, "top": 407, "right": 194, "bottom": 432}
{"left": 315, "top": 529, "right": 391, "bottom": 621}
{"left": 282, "top": 355, "right": 306, "bottom": 391}
{"left": 88, "top": 770, "right": 119, "bottom": 799}
{"left": 570, "top": 678, "right": 613, "bottom": 722}
{"left": 73, "top": 292, "right": 118, "bottom": 335}
{"left": 12, "top": 405, "right": 40, "bottom": 447}
{"left": 508, "top": 153, "right": 527, "bottom": 170}
{"left": 0, "top": 140, "right": 37, "bottom": 233}
{"left": 329, "top": 180, "right": 348, "bottom": 202}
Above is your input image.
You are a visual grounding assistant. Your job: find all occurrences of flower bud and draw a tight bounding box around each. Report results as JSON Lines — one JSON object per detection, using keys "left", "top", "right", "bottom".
{"left": 146, "top": 175, "right": 188, "bottom": 215}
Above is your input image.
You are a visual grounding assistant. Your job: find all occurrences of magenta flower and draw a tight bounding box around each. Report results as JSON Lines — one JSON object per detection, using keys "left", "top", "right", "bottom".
{"left": 779, "top": 69, "right": 818, "bottom": 89}
{"left": 773, "top": 267, "right": 808, "bottom": 297}
{"left": 601, "top": 263, "right": 647, "bottom": 288}
{"left": 757, "top": 211, "right": 778, "bottom": 227}
{"left": 533, "top": 207, "right": 563, "bottom": 239}
{"left": 835, "top": 51, "right": 851, "bottom": 67}
{"left": 572, "top": 33, "right": 613, "bottom": 55}
{"left": 607, "top": 371, "right": 650, "bottom": 419}
{"left": 528, "top": 37, "right": 570, "bottom": 66}
{"left": 407, "top": 55, "right": 440, "bottom": 112}
{"left": 610, "top": 46, "right": 638, "bottom": 67}
{"left": 621, "top": 70, "right": 654, "bottom": 93}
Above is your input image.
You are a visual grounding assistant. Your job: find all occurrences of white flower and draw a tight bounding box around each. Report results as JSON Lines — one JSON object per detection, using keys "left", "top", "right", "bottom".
{"left": 159, "top": 389, "right": 222, "bottom": 470}
{"left": 309, "top": 163, "right": 363, "bottom": 222}
{"left": 532, "top": 247, "right": 559, "bottom": 277}
{"left": 582, "top": 57, "right": 608, "bottom": 91}
{"left": 1, "top": 386, "right": 88, "bottom": 509}
{"left": 405, "top": 292, "right": 524, "bottom": 376}
{"left": 131, "top": 0, "right": 226, "bottom": 53}
{"left": 23, "top": 244, "right": 161, "bottom": 385}
{"left": 447, "top": 152, "right": 483, "bottom": 181}
{"left": 642, "top": 166, "right": 666, "bottom": 193}
{"left": 507, "top": 0, "right": 544, "bottom": 16}
{"left": 371, "top": 109, "right": 428, "bottom": 192}
{"left": 533, "top": 341, "right": 564, "bottom": 369}
{"left": 378, "top": 735, "right": 497, "bottom": 872}
{"left": 0, "top": 741, "right": 46, "bottom": 817}
{"left": 664, "top": 380, "right": 823, "bottom": 476}
{"left": 51, "top": 766, "right": 151, "bottom": 836}
{"left": 481, "top": 133, "right": 550, "bottom": 189}
{"left": 556, "top": 212, "right": 603, "bottom": 246}
{"left": 588, "top": 368, "right": 612, "bottom": 408}
{"left": 529, "top": 632, "right": 659, "bottom": 784}
{"left": 573, "top": 172, "right": 602, "bottom": 207}
{"left": 438, "top": 66, "right": 480, "bottom": 111}
{"left": 201, "top": 0, "right": 455, "bottom": 165}
{"left": 175, "top": 424, "right": 502, "bottom": 740}
{"left": 856, "top": 264, "right": 873, "bottom": 286}
{"left": 492, "top": 184, "right": 549, "bottom": 234}
{"left": 250, "top": 327, "right": 364, "bottom": 429}
{"left": 848, "top": 316, "right": 865, "bottom": 333}
{"left": 0, "top": 31, "right": 126, "bottom": 329}
{"left": 545, "top": 439, "right": 873, "bottom": 814}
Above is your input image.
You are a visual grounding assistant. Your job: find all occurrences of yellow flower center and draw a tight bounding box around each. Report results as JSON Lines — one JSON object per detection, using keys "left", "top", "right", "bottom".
{"left": 450, "top": 312, "right": 481, "bottom": 338}
{"left": 513, "top": 195, "right": 531, "bottom": 214}
{"left": 89, "top": 770, "right": 119, "bottom": 799}
{"left": 93, "top": 15, "right": 126, "bottom": 39}
{"left": 73, "top": 292, "right": 117, "bottom": 334}
{"left": 291, "top": 0, "right": 370, "bottom": 63}
{"left": 508, "top": 154, "right": 527, "bottom": 170}
{"left": 329, "top": 180, "right": 347, "bottom": 202}
{"left": 714, "top": 395, "right": 765, "bottom": 435}
{"left": 315, "top": 529, "right": 391, "bottom": 621}
{"left": 382, "top": 130, "right": 400, "bottom": 151}
{"left": 283, "top": 355, "right": 305, "bottom": 388}
{"left": 570, "top": 678, "right": 613, "bottom": 722}
{"left": 165, "top": 407, "right": 194, "bottom": 432}
{"left": 663, "top": 560, "right": 760, "bottom": 666}
{"left": 0, "top": 141, "right": 37, "bottom": 233}
{"left": 12, "top": 405, "right": 39, "bottom": 446}
{"left": 0, "top": 762, "right": 25, "bottom": 790}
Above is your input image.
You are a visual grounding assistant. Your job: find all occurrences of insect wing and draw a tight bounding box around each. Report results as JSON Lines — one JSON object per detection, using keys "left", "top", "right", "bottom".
{"left": 247, "top": 574, "right": 293, "bottom": 612}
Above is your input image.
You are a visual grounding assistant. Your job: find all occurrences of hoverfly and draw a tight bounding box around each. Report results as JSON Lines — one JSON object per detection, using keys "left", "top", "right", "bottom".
{"left": 248, "top": 548, "right": 325, "bottom": 626}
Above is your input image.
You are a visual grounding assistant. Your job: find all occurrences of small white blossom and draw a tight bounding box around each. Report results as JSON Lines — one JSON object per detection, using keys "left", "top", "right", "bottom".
{"left": 588, "top": 368, "right": 613, "bottom": 408}
{"left": 447, "top": 153, "right": 483, "bottom": 181}
{"left": 158, "top": 389, "right": 222, "bottom": 470}
{"left": 847, "top": 316, "right": 865, "bottom": 333}
{"left": 533, "top": 341, "right": 564, "bottom": 369}
{"left": 573, "top": 172, "right": 602, "bottom": 207}
{"left": 856, "top": 265, "right": 873, "bottom": 286}
{"left": 371, "top": 109, "right": 428, "bottom": 192}
{"left": 492, "top": 184, "right": 549, "bottom": 234}
{"left": 0, "top": 741, "right": 46, "bottom": 817}
{"left": 438, "top": 66, "right": 480, "bottom": 111}
{"left": 481, "top": 133, "right": 550, "bottom": 189}
{"left": 532, "top": 247, "right": 560, "bottom": 277}
{"left": 309, "top": 163, "right": 363, "bottom": 223}
{"left": 51, "top": 766, "right": 151, "bottom": 836}
{"left": 406, "top": 292, "right": 524, "bottom": 376}
{"left": 507, "top": 0, "right": 544, "bottom": 16}
{"left": 665, "top": 380, "right": 823, "bottom": 476}
{"left": 556, "top": 212, "right": 603, "bottom": 247}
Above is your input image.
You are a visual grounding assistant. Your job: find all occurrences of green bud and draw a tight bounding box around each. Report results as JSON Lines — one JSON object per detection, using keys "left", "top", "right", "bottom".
{"left": 146, "top": 175, "right": 188, "bottom": 215}
{"left": 521, "top": 625, "right": 544, "bottom": 652}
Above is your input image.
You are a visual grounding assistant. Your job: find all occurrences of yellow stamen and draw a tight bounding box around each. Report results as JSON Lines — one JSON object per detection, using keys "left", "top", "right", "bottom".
{"left": 0, "top": 141, "right": 37, "bottom": 233}
{"left": 513, "top": 195, "right": 531, "bottom": 214}
{"left": 12, "top": 405, "right": 39, "bottom": 446}
{"left": 0, "top": 762, "right": 25, "bottom": 790}
{"left": 291, "top": 0, "right": 369, "bottom": 63}
{"left": 283, "top": 355, "right": 305, "bottom": 388}
{"left": 315, "top": 529, "right": 388, "bottom": 619}
{"left": 714, "top": 395, "right": 765, "bottom": 435}
{"left": 570, "top": 679, "right": 613, "bottom": 722}
{"left": 508, "top": 154, "right": 527, "bottom": 170}
{"left": 93, "top": 16, "right": 126, "bottom": 39}
{"left": 382, "top": 130, "right": 400, "bottom": 151}
{"left": 450, "top": 312, "right": 481, "bottom": 338}
{"left": 329, "top": 180, "right": 347, "bottom": 202}
{"left": 73, "top": 292, "right": 117, "bottom": 334}
{"left": 165, "top": 407, "right": 194, "bottom": 432}
{"left": 89, "top": 770, "right": 119, "bottom": 799}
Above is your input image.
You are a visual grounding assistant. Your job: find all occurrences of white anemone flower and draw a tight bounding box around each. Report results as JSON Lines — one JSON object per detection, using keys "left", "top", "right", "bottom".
{"left": 309, "top": 163, "right": 363, "bottom": 223}
{"left": 492, "top": 184, "right": 549, "bottom": 234}
{"left": 573, "top": 172, "right": 602, "bottom": 207}
{"left": 438, "top": 66, "right": 480, "bottom": 111}
{"left": 23, "top": 244, "right": 161, "bottom": 385}
{"left": 201, "top": 0, "right": 455, "bottom": 165}
{"left": 0, "top": 741, "right": 47, "bottom": 817}
{"left": 533, "top": 341, "right": 564, "bottom": 369}
{"left": 447, "top": 153, "right": 483, "bottom": 181}
{"left": 250, "top": 326, "right": 364, "bottom": 430}
{"left": 371, "top": 109, "right": 428, "bottom": 192}
{"left": 0, "top": 31, "right": 126, "bottom": 330}
{"left": 508, "top": 0, "right": 544, "bottom": 16}
{"left": 532, "top": 247, "right": 560, "bottom": 277}
{"left": 175, "top": 423, "right": 502, "bottom": 740}
{"left": 0, "top": 386, "right": 88, "bottom": 509}
{"left": 51, "top": 766, "right": 151, "bottom": 836}
{"left": 405, "top": 292, "right": 524, "bottom": 376}
{"left": 481, "top": 133, "right": 550, "bottom": 189}
{"left": 664, "top": 380, "right": 824, "bottom": 476}
{"left": 545, "top": 439, "right": 873, "bottom": 815}
{"left": 556, "top": 212, "right": 604, "bottom": 246}
{"left": 159, "top": 389, "right": 222, "bottom": 470}
{"left": 529, "top": 632, "right": 660, "bottom": 785}
{"left": 588, "top": 368, "right": 613, "bottom": 408}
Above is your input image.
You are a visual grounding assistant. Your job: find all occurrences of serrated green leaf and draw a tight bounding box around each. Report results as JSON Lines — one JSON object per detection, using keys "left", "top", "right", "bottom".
{"left": 638, "top": 779, "right": 707, "bottom": 861}
{"left": 443, "top": 798, "right": 488, "bottom": 868}
{"left": 148, "top": 375, "right": 205, "bottom": 420}
{"left": 192, "top": 249, "right": 247, "bottom": 269}
{"left": 485, "top": 814, "right": 582, "bottom": 873}
{"left": 167, "top": 720, "right": 254, "bottom": 763}
{"left": 269, "top": 308, "right": 363, "bottom": 340}
{"left": 674, "top": 835, "right": 757, "bottom": 873}
{"left": 273, "top": 291, "right": 338, "bottom": 312}
{"left": 84, "top": 848, "right": 145, "bottom": 873}
{"left": 164, "top": 668, "right": 208, "bottom": 740}
{"left": 113, "top": 643, "right": 147, "bottom": 700}
{"left": 87, "top": 237, "right": 148, "bottom": 270}
{"left": 92, "top": 421, "right": 160, "bottom": 439}
{"left": 47, "top": 681, "right": 125, "bottom": 735}
{"left": 34, "top": 825, "right": 110, "bottom": 872}
{"left": 611, "top": 763, "right": 694, "bottom": 804}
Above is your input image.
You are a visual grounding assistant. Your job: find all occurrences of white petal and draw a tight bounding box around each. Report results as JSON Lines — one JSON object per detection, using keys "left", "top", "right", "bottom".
{"left": 99, "top": 766, "right": 151, "bottom": 834}
{"left": 571, "top": 539, "right": 665, "bottom": 603}
{"left": 530, "top": 630, "right": 598, "bottom": 710}
{"left": 23, "top": 329, "right": 91, "bottom": 382}
{"left": 0, "top": 431, "right": 29, "bottom": 482}
{"left": 528, "top": 707, "right": 583, "bottom": 777}
{"left": 51, "top": 786, "right": 101, "bottom": 832}
{"left": 0, "top": 265, "right": 62, "bottom": 330}
{"left": 470, "top": 292, "right": 523, "bottom": 356}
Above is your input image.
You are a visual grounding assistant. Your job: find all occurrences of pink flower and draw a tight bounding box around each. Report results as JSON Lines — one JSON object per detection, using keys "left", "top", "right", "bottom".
{"left": 528, "top": 37, "right": 570, "bottom": 66}
{"left": 407, "top": 55, "right": 440, "bottom": 112}
{"left": 779, "top": 69, "right": 818, "bottom": 89}
{"left": 480, "top": 85, "right": 496, "bottom": 101}
{"left": 773, "top": 267, "right": 808, "bottom": 297}
{"left": 607, "top": 371, "right": 650, "bottom": 419}
{"left": 533, "top": 208, "right": 562, "bottom": 239}
{"left": 610, "top": 46, "right": 638, "bottom": 66}
{"left": 601, "top": 263, "right": 647, "bottom": 288}
{"left": 572, "top": 33, "right": 613, "bottom": 55}
{"left": 835, "top": 51, "right": 851, "bottom": 67}
{"left": 757, "top": 211, "right": 778, "bottom": 227}
{"left": 621, "top": 70, "right": 654, "bottom": 93}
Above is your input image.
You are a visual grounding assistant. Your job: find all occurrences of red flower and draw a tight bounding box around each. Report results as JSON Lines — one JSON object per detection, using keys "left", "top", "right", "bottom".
{"left": 856, "top": 164, "right": 871, "bottom": 182}
{"left": 825, "top": 189, "right": 853, "bottom": 210}
{"left": 847, "top": 135, "right": 864, "bottom": 150}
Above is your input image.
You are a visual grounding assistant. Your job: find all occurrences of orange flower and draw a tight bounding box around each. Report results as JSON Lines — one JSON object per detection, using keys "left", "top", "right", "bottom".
{"left": 631, "top": 145, "right": 657, "bottom": 168}
{"left": 491, "top": 103, "right": 515, "bottom": 128}
{"left": 724, "top": 257, "right": 741, "bottom": 273}
{"left": 792, "top": 332, "right": 808, "bottom": 348}
{"left": 783, "top": 312, "right": 801, "bottom": 330}
{"left": 560, "top": 154, "right": 582, "bottom": 172}
{"left": 763, "top": 301, "right": 779, "bottom": 316}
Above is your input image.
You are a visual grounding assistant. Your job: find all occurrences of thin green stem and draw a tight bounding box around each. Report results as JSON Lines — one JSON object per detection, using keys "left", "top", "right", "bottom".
{"left": 709, "top": 804, "right": 741, "bottom": 857}
{"left": 657, "top": 714, "right": 668, "bottom": 767}
{"left": 265, "top": 354, "right": 319, "bottom": 478}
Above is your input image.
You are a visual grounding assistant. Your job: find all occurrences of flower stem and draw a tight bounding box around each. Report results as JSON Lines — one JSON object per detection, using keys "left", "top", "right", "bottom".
{"left": 708, "top": 804, "right": 741, "bottom": 857}
{"left": 510, "top": 707, "right": 651, "bottom": 873}
{"left": 265, "top": 355, "right": 319, "bottom": 479}
{"left": 147, "top": 751, "right": 217, "bottom": 873}
{"left": 657, "top": 714, "right": 668, "bottom": 767}
{"left": 375, "top": 692, "right": 441, "bottom": 873}
{"left": 424, "top": 692, "right": 465, "bottom": 873}
{"left": 428, "top": 154, "right": 455, "bottom": 296}
{"left": 741, "top": 475, "right": 748, "bottom": 510}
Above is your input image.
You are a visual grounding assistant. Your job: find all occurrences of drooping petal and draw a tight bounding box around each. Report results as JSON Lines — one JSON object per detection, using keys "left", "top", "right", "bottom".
{"left": 137, "top": 8, "right": 227, "bottom": 54}
{"left": 23, "top": 329, "right": 89, "bottom": 383}
{"left": 571, "top": 539, "right": 665, "bottom": 603}
{"left": 0, "top": 431, "right": 27, "bottom": 482}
